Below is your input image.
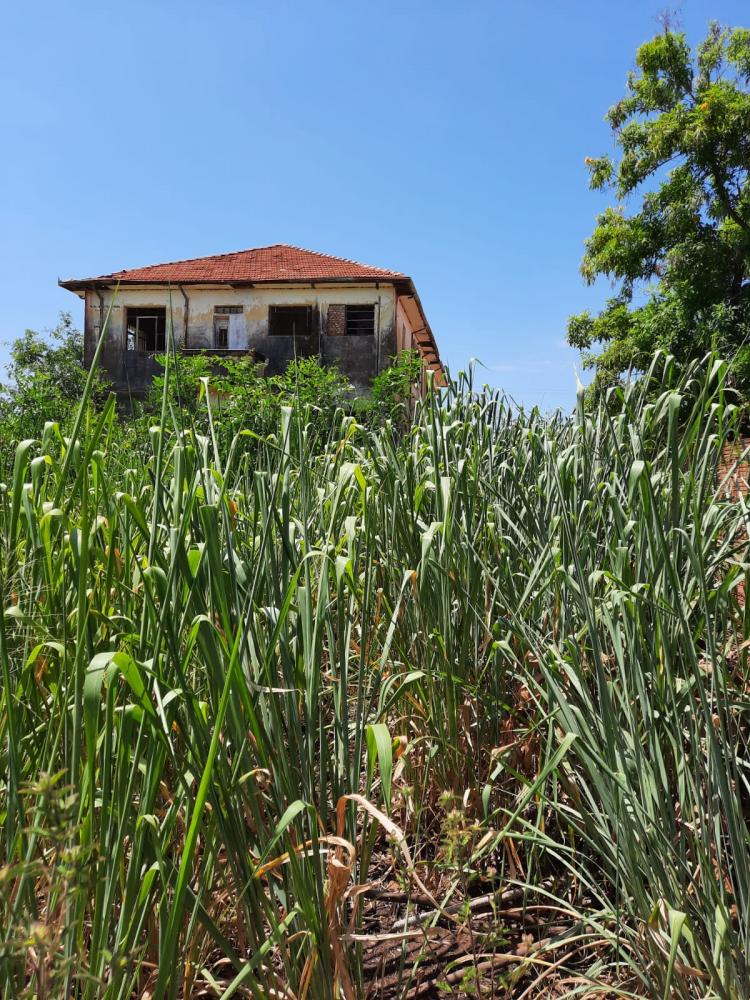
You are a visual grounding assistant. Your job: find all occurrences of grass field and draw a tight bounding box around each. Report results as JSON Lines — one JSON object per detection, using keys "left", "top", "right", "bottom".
{"left": 1, "top": 348, "right": 749, "bottom": 998}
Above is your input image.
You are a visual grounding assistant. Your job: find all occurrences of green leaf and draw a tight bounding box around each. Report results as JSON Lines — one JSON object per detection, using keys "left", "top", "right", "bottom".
{"left": 366, "top": 723, "right": 393, "bottom": 811}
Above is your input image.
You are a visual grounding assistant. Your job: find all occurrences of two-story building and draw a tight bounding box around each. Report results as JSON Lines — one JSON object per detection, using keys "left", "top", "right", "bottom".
{"left": 60, "top": 244, "right": 441, "bottom": 396}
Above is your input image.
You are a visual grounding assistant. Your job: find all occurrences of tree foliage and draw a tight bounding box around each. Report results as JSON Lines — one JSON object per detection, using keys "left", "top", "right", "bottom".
{"left": 0, "top": 313, "right": 108, "bottom": 460}
{"left": 568, "top": 23, "right": 750, "bottom": 396}
{"left": 369, "top": 348, "right": 424, "bottom": 423}
{"left": 149, "top": 353, "right": 358, "bottom": 446}
{"left": 147, "top": 349, "right": 426, "bottom": 444}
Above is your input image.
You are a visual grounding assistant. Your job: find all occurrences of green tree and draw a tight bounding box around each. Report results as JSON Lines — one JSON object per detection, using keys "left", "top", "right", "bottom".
{"left": 149, "top": 351, "right": 355, "bottom": 448}
{"left": 567, "top": 23, "right": 750, "bottom": 396}
{"left": 271, "top": 355, "right": 353, "bottom": 413}
{"left": 147, "top": 350, "right": 426, "bottom": 453}
{"left": 0, "top": 313, "right": 108, "bottom": 460}
{"left": 367, "top": 348, "right": 424, "bottom": 425}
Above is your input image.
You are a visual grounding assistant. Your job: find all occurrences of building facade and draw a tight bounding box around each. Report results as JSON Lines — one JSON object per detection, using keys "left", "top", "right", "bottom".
{"left": 60, "top": 244, "right": 441, "bottom": 396}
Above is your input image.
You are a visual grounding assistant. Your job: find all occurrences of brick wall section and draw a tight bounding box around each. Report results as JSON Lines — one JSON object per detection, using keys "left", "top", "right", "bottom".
{"left": 326, "top": 304, "right": 345, "bottom": 337}
{"left": 718, "top": 437, "right": 750, "bottom": 608}
{"left": 719, "top": 438, "right": 750, "bottom": 501}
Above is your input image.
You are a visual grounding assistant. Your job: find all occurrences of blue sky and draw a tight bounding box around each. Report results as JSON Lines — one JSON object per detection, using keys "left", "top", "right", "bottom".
{"left": 1, "top": 0, "right": 746, "bottom": 409}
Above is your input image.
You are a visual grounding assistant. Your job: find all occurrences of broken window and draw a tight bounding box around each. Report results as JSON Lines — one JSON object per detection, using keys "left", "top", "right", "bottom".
{"left": 214, "top": 305, "right": 243, "bottom": 349}
{"left": 126, "top": 308, "right": 166, "bottom": 352}
{"left": 345, "top": 305, "right": 375, "bottom": 336}
{"left": 269, "top": 305, "right": 312, "bottom": 337}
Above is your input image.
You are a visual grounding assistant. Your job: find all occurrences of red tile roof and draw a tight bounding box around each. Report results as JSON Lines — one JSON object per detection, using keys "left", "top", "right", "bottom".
{"left": 60, "top": 244, "right": 408, "bottom": 287}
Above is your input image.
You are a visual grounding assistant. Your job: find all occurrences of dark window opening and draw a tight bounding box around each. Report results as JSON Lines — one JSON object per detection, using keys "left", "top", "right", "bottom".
{"left": 269, "top": 305, "right": 312, "bottom": 337}
{"left": 345, "top": 305, "right": 375, "bottom": 336}
{"left": 214, "top": 317, "right": 229, "bottom": 349}
{"left": 126, "top": 307, "right": 166, "bottom": 352}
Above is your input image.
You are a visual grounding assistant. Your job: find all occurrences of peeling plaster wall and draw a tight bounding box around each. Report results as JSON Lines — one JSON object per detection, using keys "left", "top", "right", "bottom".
{"left": 84, "top": 284, "right": 397, "bottom": 395}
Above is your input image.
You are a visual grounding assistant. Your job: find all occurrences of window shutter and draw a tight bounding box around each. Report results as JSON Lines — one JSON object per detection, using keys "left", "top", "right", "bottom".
{"left": 326, "top": 304, "right": 345, "bottom": 337}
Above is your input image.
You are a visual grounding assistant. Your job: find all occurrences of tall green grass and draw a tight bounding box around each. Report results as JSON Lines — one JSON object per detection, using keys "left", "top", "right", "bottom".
{"left": 0, "top": 348, "right": 748, "bottom": 998}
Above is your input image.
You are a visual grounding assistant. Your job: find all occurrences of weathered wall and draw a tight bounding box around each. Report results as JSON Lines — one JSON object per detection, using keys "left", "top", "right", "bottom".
{"left": 84, "top": 287, "right": 186, "bottom": 392}
{"left": 396, "top": 296, "right": 415, "bottom": 353}
{"left": 84, "top": 284, "right": 397, "bottom": 395}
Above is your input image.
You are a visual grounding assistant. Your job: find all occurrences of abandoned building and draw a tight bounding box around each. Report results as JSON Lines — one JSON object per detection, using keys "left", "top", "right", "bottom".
{"left": 59, "top": 244, "right": 442, "bottom": 397}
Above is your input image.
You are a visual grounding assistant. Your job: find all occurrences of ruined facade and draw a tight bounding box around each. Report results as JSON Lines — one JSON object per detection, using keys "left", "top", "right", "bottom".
{"left": 60, "top": 244, "right": 441, "bottom": 397}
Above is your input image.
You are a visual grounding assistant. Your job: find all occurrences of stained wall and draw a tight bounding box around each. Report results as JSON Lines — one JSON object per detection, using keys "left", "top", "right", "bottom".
{"left": 83, "top": 283, "right": 398, "bottom": 394}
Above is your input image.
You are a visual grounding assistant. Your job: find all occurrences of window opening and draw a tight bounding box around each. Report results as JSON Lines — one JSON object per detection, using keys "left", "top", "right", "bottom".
{"left": 126, "top": 308, "right": 166, "bottom": 352}
{"left": 269, "top": 305, "right": 312, "bottom": 337}
{"left": 345, "top": 305, "right": 375, "bottom": 336}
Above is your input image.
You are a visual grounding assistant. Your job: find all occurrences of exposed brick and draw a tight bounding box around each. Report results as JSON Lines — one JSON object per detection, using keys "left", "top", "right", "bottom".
{"left": 719, "top": 438, "right": 750, "bottom": 501}
{"left": 326, "top": 304, "right": 345, "bottom": 337}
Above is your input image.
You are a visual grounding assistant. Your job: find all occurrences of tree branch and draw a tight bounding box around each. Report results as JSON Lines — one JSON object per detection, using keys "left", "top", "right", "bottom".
{"left": 708, "top": 158, "right": 750, "bottom": 232}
